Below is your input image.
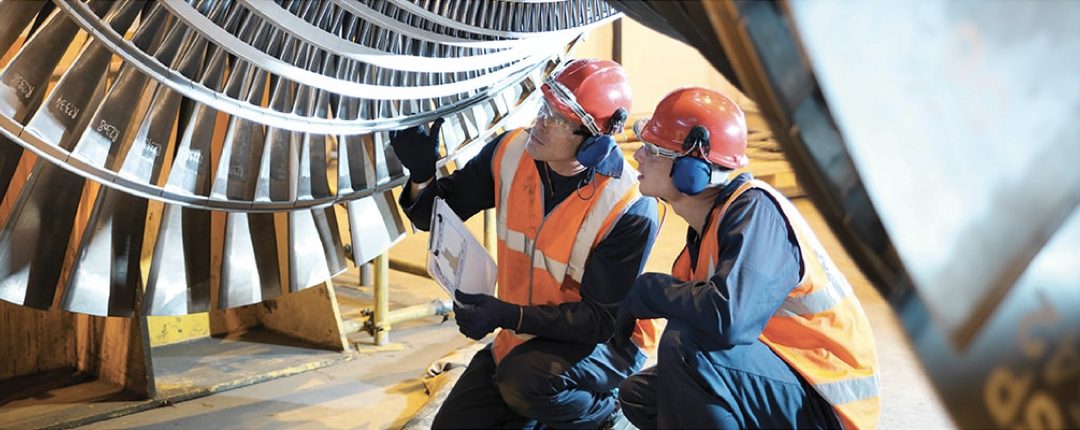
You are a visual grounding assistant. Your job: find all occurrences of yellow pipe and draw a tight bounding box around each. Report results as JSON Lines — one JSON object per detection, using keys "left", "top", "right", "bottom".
{"left": 389, "top": 257, "right": 428, "bottom": 278}
{"left": 384, "top": 299, "right": 453, "bottom": 326}
{"left": 373, "top": 252, "right": 390, "bottom": 345}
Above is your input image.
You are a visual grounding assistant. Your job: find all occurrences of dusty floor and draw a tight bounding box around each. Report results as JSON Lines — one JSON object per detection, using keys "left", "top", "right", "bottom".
{"left": 84, "top": 197, "right": 956, "bottom": 429}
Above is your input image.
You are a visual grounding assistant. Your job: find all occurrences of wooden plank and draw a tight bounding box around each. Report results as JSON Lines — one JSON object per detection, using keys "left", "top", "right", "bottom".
{"left": 92, "top": 312, "right": 154, "bottom": 398}
{"left": 257, "top": 281, "right": 348, "bottom": 351}
{"left": 151, "top": 329, "right": 348, "bottom": 399}
{"left": 0, "top": 302, "right": 77, "bottom": 380}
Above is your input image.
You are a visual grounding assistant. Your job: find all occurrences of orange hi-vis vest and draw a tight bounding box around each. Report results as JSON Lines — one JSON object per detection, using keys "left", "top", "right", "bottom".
{"left": 490, "top": 129, "right": 664, "bottom": 364}
{"left": 672, "top": 180, "right": 880, "bottom": 430}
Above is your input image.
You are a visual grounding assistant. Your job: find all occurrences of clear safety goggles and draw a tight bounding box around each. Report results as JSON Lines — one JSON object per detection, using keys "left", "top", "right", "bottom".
{"left": 635, "top": 118, "right": 712, "bottom": 161}
{"left": 640, "top": 140, "right": 683, "bottom": 160}
{"left": 535, "top": 101, "right": 580, "bottom": 133}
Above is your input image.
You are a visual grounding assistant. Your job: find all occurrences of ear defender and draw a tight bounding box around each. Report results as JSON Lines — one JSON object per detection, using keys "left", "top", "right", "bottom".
{"left": 577, "top": 108, "right": 629, "bottom": 168}
{"left": 670, "top": 125, "right": 713, "bottom": 196}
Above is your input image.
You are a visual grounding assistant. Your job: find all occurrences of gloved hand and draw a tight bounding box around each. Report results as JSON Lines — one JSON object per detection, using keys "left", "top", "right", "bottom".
{"left": 611, "top": 304, "right": 637, "bottom": 351}
{"left": 389, "top": 118, "right": 444, "bottom": 184}
{"left": 453, "top": 290, "right": 522, "bottom": 341}
{"left": 611, "top": 272, "right": 681, "bottom": 349}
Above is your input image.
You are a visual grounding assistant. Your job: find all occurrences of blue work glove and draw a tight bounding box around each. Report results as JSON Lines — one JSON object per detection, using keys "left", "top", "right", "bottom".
{"left": 389, "top": 118, "right": 444, "bottom": 183}
{"left": 453, "top": 290, "right": 522, "bottom": 341}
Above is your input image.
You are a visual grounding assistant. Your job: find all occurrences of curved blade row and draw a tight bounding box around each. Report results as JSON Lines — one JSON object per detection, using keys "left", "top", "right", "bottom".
{"left": 0, "top": 0, "right": 600, "bottom": 316}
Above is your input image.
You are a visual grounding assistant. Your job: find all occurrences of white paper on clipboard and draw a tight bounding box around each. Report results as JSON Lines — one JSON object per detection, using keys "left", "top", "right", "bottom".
{"left": 427, "top": 197, "right": 497, "bottom": 299}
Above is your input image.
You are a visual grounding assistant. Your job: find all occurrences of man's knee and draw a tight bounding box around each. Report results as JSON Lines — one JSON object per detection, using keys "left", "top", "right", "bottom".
{"left": 493, "top": 353, "right": 560, "bottom": 415}
{"left": 618, "top": 372, "right": 657, "bottom": 429}
{"left": 617, "top": 374, "right": 648, "bottom": 406}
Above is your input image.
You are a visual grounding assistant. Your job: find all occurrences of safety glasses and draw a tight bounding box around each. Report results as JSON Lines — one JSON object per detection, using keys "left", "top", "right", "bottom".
{"left": 640, "top": 139, "right": 711, "bottom": 160}
{"left": 640, "top": 140, "right": 681, "bottom": 160}
{"left": 635, "top": 118, "right": 713, "bottom": 162}
{"left": 535, "top": 101, "right": 579, "bottom": 133}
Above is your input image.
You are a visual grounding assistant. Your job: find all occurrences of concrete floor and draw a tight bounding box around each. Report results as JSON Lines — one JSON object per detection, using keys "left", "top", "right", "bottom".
{"left": 85, "top": 197, "right": 956, "bottom": 429}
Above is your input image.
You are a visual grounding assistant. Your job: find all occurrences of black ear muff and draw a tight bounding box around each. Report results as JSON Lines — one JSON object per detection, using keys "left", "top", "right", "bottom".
{"left": 605, "top": 108, "right": 629, "bottom": 134}
{"left": 670, "top": 125, "right": 714, "bottom": 195}
{"left": 576, "top": 108, "right": 629, "bottom": 168}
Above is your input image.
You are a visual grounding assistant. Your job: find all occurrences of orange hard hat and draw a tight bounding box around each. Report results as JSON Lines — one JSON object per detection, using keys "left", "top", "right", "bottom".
{"left": 541, "top": 59, "right": 632, "bottom": 135}
{"left": 636, "top": 87, "right": 748, "bottom": 169}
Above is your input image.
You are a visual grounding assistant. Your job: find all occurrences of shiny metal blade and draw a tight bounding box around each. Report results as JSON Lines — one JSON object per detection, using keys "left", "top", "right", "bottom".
{"left": 219, "top": 212, "right": 283, "bottom": 308}
{"left": 0, "top": 162, "right": 86, "bottom": 309}
{"left": 334, "top": 64, "right": 369, "bottom": 195}
{"left": 287, "top": 67, "right": 339, "bottom": 291}
{"left": 439, "top": 114, "right": 464, "bottom": 158}
{"left": 144, "top": 204, "right": 211, "bottom": 315}
{"left": 163, "top": 48, "right": 226, "bottom": 198}
{"left": 63, "top": 35, "right": 215, "bottom": 317}
{"left": 118, "top": 33, "right": 213, "bottom": 186}
{"left": 0, "top": 1, "right": 46, "bottom": 66}
{"left": 298, "top": 131, "right": 331, "bottom": 199}
{"left": 0, "top": 135, "right": 23, "bottom": 200}
{"left": 347, "top": 190, "right": 405, "bottom": 266}
{"left": 129, "top": 2, "right": 175, "bottom": 52}
{"left": 459, "top": 108, "right": 479, "bottom": 140}
{"left": 287, "top": 209, "right": 331, "bottom": 292}
{"left": 364, "top": 132, "right": 389, "bottom": 186}
{"left": 20, "top": 0, "right": 144, "bottom": 154}
{"left": 476, "top": 101, "right": 496, "bottom": 130}
{"left": 253, "top": 77, "right": 298, "bottom": 204}
{"left": 491, "top": 91, "right": 510, "bottom": 123}
{"left": 380, "top": 131, "right": 405, "bottom": 182}
{"left": 23, "top": 44, "right": 124, "bottom": 154}
{"left": 70, "top": 23, "right": 190, "bottom": 172}
{"left": 1, "top": 7, "right": 86, "bottom": 122}
{"left": 4, "top": 10, "right": 161, "bottom": 310}
{"left": 61, "top": 189, "right": 147, "bottom": 316}
{"left": 294, "top": 54, "right": 333, "bottom": 201}
{"left": 211, "top": 67, "right": 268, "bottom": 203}
{"left": 251, "top": 34, "right": 306, "bottom": 202}
{"left": 313, "top": 206, "right": 347, "bottom": 276}
{"left": 337, "top": 133, "right": 370, "bottom": 195}
{"left": 7, "top": 47, "right": 111, "bottom": 203}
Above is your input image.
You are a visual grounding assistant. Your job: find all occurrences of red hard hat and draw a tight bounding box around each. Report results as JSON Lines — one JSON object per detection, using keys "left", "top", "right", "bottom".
{"left": 636, "top": 87, "right": 748, "bottom": 169}
{"left": 541, "top": 59, "right": 632, "bottom": 133}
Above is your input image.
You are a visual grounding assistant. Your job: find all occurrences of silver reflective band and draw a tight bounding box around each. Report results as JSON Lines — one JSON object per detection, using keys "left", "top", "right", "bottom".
{"left": 815, "top": 374, "right": 880, "bottom": 406}
{"left": 776, "top": 281, "right": 848, "bottom": 317}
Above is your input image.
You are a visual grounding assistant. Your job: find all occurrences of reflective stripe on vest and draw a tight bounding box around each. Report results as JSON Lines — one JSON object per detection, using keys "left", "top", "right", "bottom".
{"left": 672, "top": 179, "right": 880, "bottom": 430}
{"left": 496, "top": 167, "right": 639, "bottom": 284}
{"left": 489, "top": 129, "right": 661, "bottom": 363}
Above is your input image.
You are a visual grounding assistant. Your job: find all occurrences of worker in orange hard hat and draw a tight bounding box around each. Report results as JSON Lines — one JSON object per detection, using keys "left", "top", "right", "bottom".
{"left": 390, "top": 59, "right": 664, "bottom": 428}
{"left": 612, "top": 87, "right": 880, "bottom": 429}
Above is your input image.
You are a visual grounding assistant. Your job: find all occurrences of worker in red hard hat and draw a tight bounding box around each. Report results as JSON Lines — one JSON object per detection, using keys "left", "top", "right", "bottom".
{"left": 390, "top": 59, "right": 664, "bottom": 428}
{"left": 613, "top": 87, "right": 881, "bottom": 429}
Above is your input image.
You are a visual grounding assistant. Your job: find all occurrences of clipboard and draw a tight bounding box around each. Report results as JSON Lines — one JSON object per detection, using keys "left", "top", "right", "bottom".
{"left": 426, "top": 198, "right": 497, "bottom": 300}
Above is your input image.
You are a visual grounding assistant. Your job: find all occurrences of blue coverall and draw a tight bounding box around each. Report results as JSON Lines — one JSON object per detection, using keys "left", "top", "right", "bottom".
{"left": 401, "top": 132, "right": 659, "bottom": 428}
{"left": 618, "top": 173, "right": 840, "bottom": 429}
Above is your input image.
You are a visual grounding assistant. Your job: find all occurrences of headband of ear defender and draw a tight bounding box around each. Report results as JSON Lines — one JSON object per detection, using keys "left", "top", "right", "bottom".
{"left": 670, "top": 125, "right": 722, "bottom": 196}
{"left": 576, "top": 107, "right": 629, "bottom": 168}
